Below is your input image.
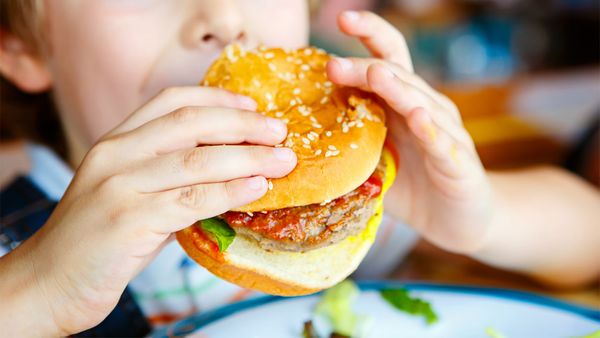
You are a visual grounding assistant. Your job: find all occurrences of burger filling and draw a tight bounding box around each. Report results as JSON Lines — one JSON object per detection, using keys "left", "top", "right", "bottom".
{"left": 220, "top": 156, "right": 387, "bottom": 252}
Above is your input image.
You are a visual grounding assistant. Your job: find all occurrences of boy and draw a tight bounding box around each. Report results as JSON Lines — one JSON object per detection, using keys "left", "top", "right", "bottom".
{"left": 1, "top": 1, "right": 598, "bottom": 336}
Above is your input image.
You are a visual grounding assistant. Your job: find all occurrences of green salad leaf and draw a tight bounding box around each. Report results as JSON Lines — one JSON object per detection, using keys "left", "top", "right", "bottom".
{"left": 380, "top": 288, "right": 439, "bottom": 325}
{"left": 314, "top": 280, "right": 372, "bottom": 337}
{"left": 197, "top": 218, "right": 235, "bottom": 252}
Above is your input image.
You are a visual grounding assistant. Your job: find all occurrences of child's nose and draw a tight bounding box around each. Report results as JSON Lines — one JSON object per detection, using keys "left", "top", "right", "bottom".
{"left": 184, "top": 0, "right": 247, "bottom": 48}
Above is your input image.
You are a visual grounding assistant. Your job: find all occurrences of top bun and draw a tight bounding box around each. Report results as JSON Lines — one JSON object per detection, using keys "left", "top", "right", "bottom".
{"left": 203, "top": 45, "right": 387, "bottom": 212}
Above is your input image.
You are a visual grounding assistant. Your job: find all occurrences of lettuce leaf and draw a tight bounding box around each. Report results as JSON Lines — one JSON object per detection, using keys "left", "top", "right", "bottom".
{"left": 314, "top": 280, "right": 372, "bottom": 337}
{"left": 380, "top": 288, "right": 438, "bottom": 325}
{"left": 198, "top": 218, "right": 235, "bottom": 252}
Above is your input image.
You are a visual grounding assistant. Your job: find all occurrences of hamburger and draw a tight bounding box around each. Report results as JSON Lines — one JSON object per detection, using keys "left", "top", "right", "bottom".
{"left": 177, "top": 45, "right": 397, "bottom": 296}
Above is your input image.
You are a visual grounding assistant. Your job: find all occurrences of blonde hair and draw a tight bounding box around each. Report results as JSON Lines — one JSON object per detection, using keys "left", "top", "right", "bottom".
{"left": 0, "top": 0, "right": 45, "bottom": 54}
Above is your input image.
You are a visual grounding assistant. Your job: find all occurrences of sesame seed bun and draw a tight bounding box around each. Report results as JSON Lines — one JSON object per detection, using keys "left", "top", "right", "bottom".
{"left": 176, "top": 45, "right": 394, "bottom": 296}
{"left": 202, "top": 45, "right": 387, "bottom": 212}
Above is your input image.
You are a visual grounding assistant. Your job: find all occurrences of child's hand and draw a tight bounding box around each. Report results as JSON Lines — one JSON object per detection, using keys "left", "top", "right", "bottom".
{"left": 327, "top": 11, "right": 492, "bottom": 253}
{"left": 14, "top": 87, "right": 296, "bottom": 335}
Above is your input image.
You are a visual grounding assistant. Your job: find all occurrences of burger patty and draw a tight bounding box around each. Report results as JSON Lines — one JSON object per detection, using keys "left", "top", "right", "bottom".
{"left": 221, "top": 156, "right": 387, "bottom": 252}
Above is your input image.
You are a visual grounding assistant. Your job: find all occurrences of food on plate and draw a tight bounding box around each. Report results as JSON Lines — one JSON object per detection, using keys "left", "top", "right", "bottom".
{"left": 380, "top": 288, "right": 438, "bottom": 325}
{"left": 303, "top": 280, "right": 439, "bottom": 338}
{"left": 177, "top": 45, "right": 397, "bottom": 296}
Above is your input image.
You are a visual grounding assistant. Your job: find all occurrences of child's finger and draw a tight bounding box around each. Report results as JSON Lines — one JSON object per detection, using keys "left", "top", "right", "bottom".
{"left": 127, "top": 145, "right": 296, "bottom": 193}
{"left": 121, "top": 107, "right": 288, "bottom": 156}
{"left": 406, "top": 107, "right": 475, "bottom": 179}
{"left": 337, "top": 11, "right": 413, "bottom": 71}
{"left": 111, "top": 86, "right": 257, "bottom": 136}
{"left": 366, "top": 63, "right": 475, "bottom": 151}
{"left": 150, "top": 176, "right": 268, "bottom": 233}
{"left": 327, "top": 57, "right": 456, "bottom": 116}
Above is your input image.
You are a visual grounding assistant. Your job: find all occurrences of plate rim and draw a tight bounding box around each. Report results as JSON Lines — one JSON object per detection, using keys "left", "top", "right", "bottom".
{"left": 155, "top": 281, "right": 600, "bottom": 337}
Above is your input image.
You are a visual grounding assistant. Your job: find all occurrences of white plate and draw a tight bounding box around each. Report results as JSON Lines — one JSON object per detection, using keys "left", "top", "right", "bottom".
{"left": 153, "top": 282, "right": 600, "bottom": 338}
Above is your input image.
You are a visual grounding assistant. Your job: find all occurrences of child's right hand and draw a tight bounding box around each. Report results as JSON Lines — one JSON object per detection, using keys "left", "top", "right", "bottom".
{"left": 2, "top": 87, "right": 296, "bottom": 336}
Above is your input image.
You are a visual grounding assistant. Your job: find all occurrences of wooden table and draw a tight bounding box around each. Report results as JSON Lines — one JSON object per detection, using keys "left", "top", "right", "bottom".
{"left": 391, "top": 240, "right": 600, "bottom": 309}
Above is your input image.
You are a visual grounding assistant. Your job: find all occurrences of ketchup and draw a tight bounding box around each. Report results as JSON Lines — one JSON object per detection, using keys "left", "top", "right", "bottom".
{"left": 222, "top": 170, "right": 383, "bottom": 243}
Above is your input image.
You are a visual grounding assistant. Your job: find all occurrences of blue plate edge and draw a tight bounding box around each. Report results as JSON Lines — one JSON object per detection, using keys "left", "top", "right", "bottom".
{"left": 154, "top": 281, "right": 600, "bottom": 338}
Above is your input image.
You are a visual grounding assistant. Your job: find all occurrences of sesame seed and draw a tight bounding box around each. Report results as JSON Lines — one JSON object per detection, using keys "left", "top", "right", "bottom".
{"left": 309, "top": 131, "right": 319, "bottom": 138}
{"left": 332, "top": 150, "right": 340, "bottom": 156}
{"left": 267, "top": 102, "right": 276, "bottom": 111}
{"left": 309, "top": 116, "right": 317, "bottom": 123}
{"left": 307, "top": 133, "right": 315, "bottom": 141}
{"left": 313, "top": 123, "right": 322, "bottom": 129}
{"left": 315, "top": 82, "right": 322, "bottom": 89}
{"left": 290, "top": 99, "right": 296, "bottom": 106}
{"left": 328, "top": 145, "right": 337, "bottom": 151}
{"left": 304, "top": 48, "right": 313, "bottom": 56}
{"left": 342, "top": 125, "right": 349, "bottom": 133}
{"left": 275, "top": 111, "right": 284, "bottom": 118}
{"left": 293, "top": 88, "right": 301, "bottom": 95}
{"left": 324, "top": 81, "right": 333, "bottom": 87}
{"left": 336, "top": 116, "right": 343, "bottom": 123}
{"left": 261, "top": 211, "right": 267, "bottom": 214}
{"left": 258, "top": 45, "right": 267, "bottom": 52}
{"left": 315, "top": 149, "right": 322, "bottom": 156}
{"left": 356, "top": 121, "right": 364, "bottom": 128}
{"left": 286, "top": 56, "right": 294, "bottom": 63}
{"left": 348, "top": 121, "right": 356, "bottom": 127}
{"left": 301, "top": 64, "right": 310, "bottom": 72}
{"left": 302, "top": 144, "right": 311, "bottom": 149}
{"left": 325, "top": 151, "right": 332, "bottom": 157}
{"left": 253, "top": 79, "right": 261, "bottom": 87}
{"left": 299, "top": 73, "right": 305, "bottom": 79}
{"left": 268, "top": 63, "right": 277, "bottom": 71}
{"left": 247, "top": 212, "right": 254, "bottom": 216}
{"left": 302, "top": 137, "right": 310, "bottom": 145}
{"left": 350, "top": 143, "right": 358, "bottom": 149}
{"left": 265, "top": 92, "right": 273, "bottom": 101}
{"left": 268, "top": 181, "right": 273, "bottom": 190}
{"left": 264, "top": 52, "right": 274, "bottom": 59}
{"left": 325, "top": 131, "right": 332, "bottom": 137}
{"left": 320, "top": 97, "right": 329, "bottom": 104}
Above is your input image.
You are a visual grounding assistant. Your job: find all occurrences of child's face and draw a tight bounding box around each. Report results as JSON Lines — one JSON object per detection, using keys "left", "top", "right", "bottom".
{"left": 44, "top": 0, "right": 309, "bottom": 152}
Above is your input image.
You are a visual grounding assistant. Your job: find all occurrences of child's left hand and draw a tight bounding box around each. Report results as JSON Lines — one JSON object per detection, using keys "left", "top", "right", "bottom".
{"left": 327, "top": 11, "right": 492, "bottom": 253}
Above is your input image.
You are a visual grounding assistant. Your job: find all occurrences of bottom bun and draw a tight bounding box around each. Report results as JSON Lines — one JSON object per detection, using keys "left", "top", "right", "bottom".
{"left": 177, "top": 203, "right": 382, "bottom": 296}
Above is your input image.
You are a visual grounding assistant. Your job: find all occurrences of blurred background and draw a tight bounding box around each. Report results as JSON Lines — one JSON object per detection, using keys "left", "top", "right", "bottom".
{"left": 310, "top": 0, "right": 599, "bottom": 176}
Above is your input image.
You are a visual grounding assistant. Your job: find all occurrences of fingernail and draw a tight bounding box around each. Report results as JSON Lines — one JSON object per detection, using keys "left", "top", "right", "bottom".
{"left": 238, "top": 96, "right": 257, "bottom": 110}
{"left": 266, "top": 117, "right": 286, "bottom": 135}
{"left": 246, "top": 176, "right": 265, "bottom": 191}
{"left": 273, "top": 147, "right": 295, "bottom": 162}
{"left": 334, "top": 57, "right": 352, "bottom": 71}
{"left": 343, "top": 11, "right": 360, "bottom": 22}
{"left": 420, "top": 111, "right": 437, "bottom": 141}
